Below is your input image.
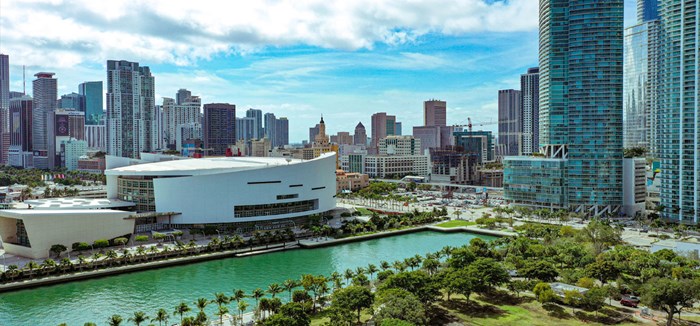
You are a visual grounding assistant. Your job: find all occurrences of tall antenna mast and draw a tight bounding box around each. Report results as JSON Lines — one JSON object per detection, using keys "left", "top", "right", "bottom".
{"left": 22, "top": 65, "right": 25, "bottom": 95}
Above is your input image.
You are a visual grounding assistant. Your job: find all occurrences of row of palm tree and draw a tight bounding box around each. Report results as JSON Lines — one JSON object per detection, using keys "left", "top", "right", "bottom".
{"left": 61, "top": 244, "right": 463, "bottom": 326}
{"left": 2, "top": 229, "right": 298, "bottom": 283}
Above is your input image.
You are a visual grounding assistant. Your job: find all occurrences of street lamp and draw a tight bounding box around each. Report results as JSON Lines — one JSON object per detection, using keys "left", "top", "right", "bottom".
{"left": 215, "top": 229, "right": 221, "bottom": 240}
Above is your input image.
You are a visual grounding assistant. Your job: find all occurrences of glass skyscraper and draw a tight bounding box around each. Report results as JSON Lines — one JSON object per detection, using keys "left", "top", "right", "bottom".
{"left": 79, "top": 81, "right": 103, "bottom": 125}
{"left": 658, "top": 0, "right": 698, "bottom": 223}
{"left": 506, "top": 0, "right": 624, "bottom": 217}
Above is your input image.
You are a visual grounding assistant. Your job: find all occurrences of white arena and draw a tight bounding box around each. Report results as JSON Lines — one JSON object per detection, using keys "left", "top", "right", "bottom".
{"left": 105, "top": 152, "right": 337, "bottom": 226}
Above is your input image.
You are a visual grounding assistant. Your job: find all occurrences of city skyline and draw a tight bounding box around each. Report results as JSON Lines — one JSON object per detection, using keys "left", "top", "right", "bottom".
{"left": 0, "top": 0, "right": 638, "bottom": 142}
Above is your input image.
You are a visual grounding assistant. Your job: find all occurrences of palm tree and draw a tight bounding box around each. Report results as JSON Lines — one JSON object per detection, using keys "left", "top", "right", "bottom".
{"left": 174, "top": 302, "right": 191, "bottom": 326}
{"left": 107, "top": 314, "right": 123, "bottom": 326}
{"left": 329, "top": 272, "right": 343, "bottom": 291}
{"left": 151, "top": 308, "right": 169, "bottom": 326}
{"left": 215, "top": 306, "right": 229, "bottom": 325}
{"left": 91, "top": 252, "right": 102, "bottom": 269}
{"left": 453, "top": 210, "right": 463, "bottom": 220}
{"left": 194, "top": 297, "right": 209, "bottom": 314}
{"left": 251, "top": 288, "right": 265, "bottom": 314}
{"left": 148, "top": 245, "right": 159, "bottom": 259}
{"left": 105, "top": 250, "right": 118, "bottom": 266}
{"left": 127, "top": 311, "right": 146, "bottom": 326}
{"left": 343, "top": 268, "right": 355, "bottom": 285}
{"left": 367, "top": 264, "right": 378, "bottom": 281}
{"left": 231, "top": 288, "right": 246, "bottom": 305}
{"left": 237, "top": 301, "right": 249, "bottom": 325}
{"left": 24, "top": 261, "right": 40, "bottom": 278}
{"left": 212, "top": 292, "right": 230, "bottom": 313}
{"left": 379, "top": 260, "right": 390, "bottom": 271}
{"left": 41, "top": 258, "right": 57, "bottom": 276}
{"left": 5, "top": 265, "right": 19, "bottom": 281}
{"left": 77, "top": 255, "right": 87, "bottom": 271}
{"left": 267, "top": 283, "right": 283, "bottom": 298}
{"left": 282, "top": 279, "right": 298, "bottom": 302}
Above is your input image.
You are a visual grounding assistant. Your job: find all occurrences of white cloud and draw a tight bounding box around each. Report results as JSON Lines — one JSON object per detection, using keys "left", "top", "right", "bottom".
{"left": 0, "top": 0, "right": 539, "bottom": 68}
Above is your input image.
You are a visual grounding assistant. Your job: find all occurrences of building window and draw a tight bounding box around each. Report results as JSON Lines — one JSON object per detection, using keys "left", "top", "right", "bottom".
{"left": 234, "top": 200, "right": 317, "bottom": 218}
{"left": 247, "top": 181, "right": 282, "bottom": 185}
{"left": 311, "top": 186, "right": 326, "bottom": 190}
{"left": 276, "top": 194, "right": 299, "bottom": 200}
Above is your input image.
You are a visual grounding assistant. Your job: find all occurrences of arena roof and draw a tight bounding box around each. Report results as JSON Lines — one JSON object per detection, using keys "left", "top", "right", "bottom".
{"left": 23, "top": 198, "right": 136, "bottom": 210}
{"left": 105, "top": 153, "right": 334, "bottom": 176}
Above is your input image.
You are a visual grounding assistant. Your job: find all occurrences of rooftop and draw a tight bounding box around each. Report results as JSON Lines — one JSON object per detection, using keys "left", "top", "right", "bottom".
{"left": 23, "top": 198, "right": 135, "bottom": 210}
{"left": 106, "top": 153, "right": 333, "bottom": 176}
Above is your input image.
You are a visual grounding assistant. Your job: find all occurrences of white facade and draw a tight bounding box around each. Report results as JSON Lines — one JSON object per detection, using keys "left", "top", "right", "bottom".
{"left": 85, "top": 124, "right": 106, "bottom": 151}
{"left": 623, "top": 158, "right": 646, "bottom": 217}
{"left": 105, "top": 153, "right": 337, "bottom": 224}
{"left": 379, "top": 135, "right": 421, "bottom": 156}
{"left": 359, "top": 155, "right": 430, "bottom": 178}
{"left": 176, "top": 122, "right": 202, "bottom": 151}
{"left": 162, "top": 96, "right": 201, "bottom": 147}
{"left": 0, "top": 209, "right": 134, "bottom": 259}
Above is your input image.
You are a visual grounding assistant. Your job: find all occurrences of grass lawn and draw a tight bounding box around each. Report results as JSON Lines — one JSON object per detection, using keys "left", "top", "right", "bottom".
{"left": 355, "top": 207, "right": 373, "bottom": 215}
{"left": 436, "top": 292, "right": 640, "bottom": 326}
{"left": 435, "top": 220, "right": 477, "bottom": 228}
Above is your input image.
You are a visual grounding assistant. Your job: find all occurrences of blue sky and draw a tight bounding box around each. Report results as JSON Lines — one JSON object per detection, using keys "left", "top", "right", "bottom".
{"left": 1, "top": 0, "right": 636, "bottom": 143}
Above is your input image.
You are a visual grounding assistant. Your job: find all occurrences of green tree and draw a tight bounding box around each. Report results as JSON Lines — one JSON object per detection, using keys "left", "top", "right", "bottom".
{"left": 641, "top": 278, "right": 700, "bottom": 326}
{"left": 173, "top": 302, "right": 190, "bottom": 326}
{"left": 237, "top": 301, "right": 249, "bottom": 325}
{"left": 50, "top": 244, "right": 67, "bottom": 258}
{"left": 585, "top": 259, "right": 620, "bottom": 284}
{"left": 107, "top": 315, "right": 123, "bottom": 326}
{"left": 581, "top": 219, "right": 622, "bottom": 255}
{"left": 533, "top": 282, "right": 557, "bottom": 304}
{"left": 150, "top": 308, "right": 169, "bottom": 326}
{"left": 583, "top": 287, "right": 607, "bottom": 316}
{"left": 374, "top": 288, "right": 426, "bottom": 325}
{"left": 268, "top": 283, "right": 283, "bottom": 298}
{"left": 282, "top": 279, "right": 298, "bottom": 302}
{"left": 127, "top": 311, "right": 147, "bottom": 326}
{"left": 518, "top": 260, "right": 559, "bottom": 282}
{"left": 563, "top": 290, "right": 585, "bottom": 314}
{"left": 332, "top": 285, "right": 374, "bottom": 323}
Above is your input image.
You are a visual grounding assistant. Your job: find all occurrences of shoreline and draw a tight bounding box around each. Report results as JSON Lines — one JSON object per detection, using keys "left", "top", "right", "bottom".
{"left": 0, "top": 226, "right": 508, "bottom": 293}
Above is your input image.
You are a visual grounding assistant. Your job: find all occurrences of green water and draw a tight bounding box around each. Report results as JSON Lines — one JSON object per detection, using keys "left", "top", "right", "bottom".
{"left": 0, "top": 231, "right": 494, "bottom": 326}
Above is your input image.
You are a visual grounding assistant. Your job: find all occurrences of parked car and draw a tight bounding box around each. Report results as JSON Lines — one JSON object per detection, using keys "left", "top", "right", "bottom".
{"left": 620, "top": 296, "right": 640, "bottom": 308}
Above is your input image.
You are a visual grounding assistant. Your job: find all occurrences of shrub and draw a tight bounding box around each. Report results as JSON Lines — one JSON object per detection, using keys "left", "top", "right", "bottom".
{"left": 113, "top": 237, "right": 128, "bottom": 246}
{"left": 72, "top": 242, "right": 90, "bottom": 251}
{"left": 93, "top": 239, "right": 109, "bottom": 248}
{"left": 134, "top": 235, "right": 149, "bottom": 243}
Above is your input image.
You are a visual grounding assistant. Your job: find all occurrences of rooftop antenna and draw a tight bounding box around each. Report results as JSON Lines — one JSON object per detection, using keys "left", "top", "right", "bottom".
{"left": 22, "top": 65, "right": 25, "bottom": 95}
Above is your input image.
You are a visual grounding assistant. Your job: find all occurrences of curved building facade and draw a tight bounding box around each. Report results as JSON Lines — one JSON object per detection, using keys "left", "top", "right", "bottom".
{"left": 105, "top": 153, "right": 337, "bottom": 224}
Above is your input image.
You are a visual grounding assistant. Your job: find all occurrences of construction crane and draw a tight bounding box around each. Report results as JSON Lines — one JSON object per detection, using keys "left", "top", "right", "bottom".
{"left": 453, "top": 117, "right": 499, "bottom": 132}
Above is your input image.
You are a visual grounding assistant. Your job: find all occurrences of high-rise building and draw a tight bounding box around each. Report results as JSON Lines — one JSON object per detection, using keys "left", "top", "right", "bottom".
{"left": 276, "top": 117, "right": 289, "bottom": 147}
{"left": 62, "top": 139, "right": 87, "bottom": 171}
{"left": 454, "top": 130, "right": 495, "bottom": 164}
{"left": 85, "top": 124, "right": 106, "bottom": 151}
{"left": 353, "top": 122, "right": 367, "bottom": 146}
{"left": 658, "top": 0, "right": 698, "bottom": 223}
{"left": 236, "top": 117, "right": 256, "bottom": 141}
{"left": 498, "top": 89, "right": 522, "bottom": 156}
{"left": 638, "top": 0, "right": 659, "bottom": 22}
{"left": 162, "top": 95, "right": 201, "bottom": 148}
{"left": 333, "top": 131, "right": 353, "bottom": 145}
{"left": 424, "top": 100, "right": 447, "bottom": 127}
{"left": 370, "top": 112, "right": 397, "bottom": 152}
{"left": 264, "top": 112, "right": 277, "bottom": 147}
{"left": 176, "top": 122, "right": 202, "bottom": 151}
{"left": 176, "top": 89, "right": 192, "bottom": 105}
{"left": 59, "top": 92, "right": 84, "bottom": 111}
{"left": 395, "top": 122, "right": 402, "bottom": 136}
{"left": 309, "top": 124, "right": 320, "bottom": 144}
{"left": 47, "top": 109, "right": 85, "bottom": 168}
{"left": 520, "top": 67, "right": 540, "bottom": 155}
{"left": 0, "top": 54, "right": 10, "bottom": 165}
{"left": 378, "top": 135, "right": 421, "bottom": 156}
{"left": 79, "top": 81, "right": 103, "bottom": 125}
{"left": 624, "top": 2, "right": 660, "bottom": 155}
{"left": 203, "top": 103, "right": 236, "bottom": 156}
{"left": 8, "top": 96, "right": 33, "bottom": 167}
{"left": 246, "top": 108, "right": 264, "bottom": 139}
{"left": 106, "top": 60, "right": 157, "bottom": 158}
{"left": 32, "top": 72, "right": 57, "bottom": 153}
{"left": 506, "top": 0, "right": 624, "bottom": 216}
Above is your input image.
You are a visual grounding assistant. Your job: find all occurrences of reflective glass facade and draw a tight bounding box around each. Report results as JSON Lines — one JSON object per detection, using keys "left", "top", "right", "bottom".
{"left": 658, "top": 0, "right": 698, "bottom": 223}
{"left": 624, "top": 20, "right": 660, "bottom": 155}
{"left": 504, "top": 157, "right": 568, "bottom": 209}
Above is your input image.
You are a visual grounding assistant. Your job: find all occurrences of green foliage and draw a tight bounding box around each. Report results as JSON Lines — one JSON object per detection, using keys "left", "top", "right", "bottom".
{"left": 641, "top": 277, "right": 700, "bottom": 326}
{"left": 113, "top": 238, "right": 128, "bottom": 246}
{"left": 533, "top": 282, "right": 556, "bottom": 304}
{"left": 50, "top": 244, "right": 67, "bottom": 257}
{"left": 518, "top": 260, "right": 558, "bottom": 282}
{"left": 263, "top": 302, "right": 310, "bottom": 326}
{"left": 380, "top": 271, "right": 441, "bottom": 304}
{"left": 374, "top": 288, "right": 426, "bottom": 325}
{"left": 623, "top": 147, "right": 648, "bottom": 158}
{"left": 134, "top": 235, "right": 149, "bottom": 243}
{"left": 380, "top": 319, "right": 415, "bottom": 326}
{"left": 332, "top": 285, "right": 374, "bottom": 323}
{"left": 563, "top": 290, "right": 585, "bottom": 312}
{"left": 93, "top": 239, "right": 109, "bottom": 248}
{"left": 72, "top": 242, "right": 90, "bottom": 251}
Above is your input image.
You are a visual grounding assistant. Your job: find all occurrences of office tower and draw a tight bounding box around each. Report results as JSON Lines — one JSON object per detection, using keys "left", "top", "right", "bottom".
{"left": 424, "top": 100, "right": 447, "bottom": 127}
{"left": 236, "top": 117, "right": 256, "bottom": 141}
{"left": 309, "top": 124, "right": 320, "bottom": 143}
{"left": 624, "top": 0, "right": 660, "bottom": 155}
{"left": 395, "top": 122, "right": 402, "bottom": 136}
{"left": 106, "top": 60, "right": 157, "bottom": 158}
{"left": 8, "top": 96, "right": 32, "bottom": 167}
{"left": 505, "top": 0, "right": 624, "bottom": 216}
{"left": 155, "top": 104, "right": 164, "bottom": 149}
{"left": 521, "top": 67, "right": 540, "bottom": 155}
{"left": 264, "top": 112, "right": 277, "bottom": 147}
{"left": 276, "top": 117, "right": 289, "bottom": 146}
{"left": 79, "top": 81, "right": 103, "bottom": 125}
{"left": 32, "top": 72, "right": 57, "bottom": 152}
{"left": 370, "top": 112, "right": 397, "bottom": 151}
{"left": 176, "top": 88, "right": 191, "bottom": 105}
{"left": 246, "top": 108, "right": 264, "bottom": 139}
{"left": 378, "top": 135, "right": 421, "bottom": 155}
{"left": 454, "top": 130, "right": 495, "bottom": 164}
{"left": 203, "top": 103, "right": 236, "bottom": 156}
{"left": 176, "top": 122, "right": 202, "bottom": 151}
{"left": 62, "top": 139, "right": 88, "bottom": 171}
{"left": 162, "top": 94, "right": 201, "bottom": 148}
{"left": 47, "top": 109, "right": 85, "bottom": 168}
{"left": 334, "top": 131, "right": 353, "bottom": 145}
{"left": 354, "top": 122, "right": 367, "bottom": 146}
{"left": 658, "top": 0, "right": 698, "bottom": 222}
{"left": 498, "top": 89, "right": 522, "bottom": 156}
{"left": 59, "top": 92, "right": 84, "bottom": 111}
